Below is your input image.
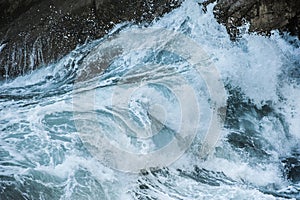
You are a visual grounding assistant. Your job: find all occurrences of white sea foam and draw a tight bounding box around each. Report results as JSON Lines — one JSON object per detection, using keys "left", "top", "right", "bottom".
{"left": 0, "top": 0, "right": 299, "bottom": 199}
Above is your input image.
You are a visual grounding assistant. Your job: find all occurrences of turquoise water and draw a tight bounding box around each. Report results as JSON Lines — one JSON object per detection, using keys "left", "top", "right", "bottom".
{"left": 0, "top": 1, "right": 300, "bottom": 199}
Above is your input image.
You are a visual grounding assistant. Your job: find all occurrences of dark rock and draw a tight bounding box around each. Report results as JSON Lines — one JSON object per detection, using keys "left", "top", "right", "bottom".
{"left": 0, "top": 0, "right": 181, "bottom": 80}
{"left": 202, "top": 0, "right": 300, "bottom": 40}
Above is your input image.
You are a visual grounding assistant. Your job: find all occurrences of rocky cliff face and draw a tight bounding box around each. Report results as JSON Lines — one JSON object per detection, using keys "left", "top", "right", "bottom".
{"left": 0, "top": 0, "right": 181, "bottom": 80}
{"left": 205, "top": 0, "right": 300, "bottom": 40}
{"left": 1, "top": 0, "right": 300, "bottom": 80}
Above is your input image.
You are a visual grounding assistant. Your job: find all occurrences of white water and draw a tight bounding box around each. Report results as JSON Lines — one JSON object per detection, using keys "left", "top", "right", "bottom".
{"left": 0, "top": 1, "right": 299, "bottom": 199}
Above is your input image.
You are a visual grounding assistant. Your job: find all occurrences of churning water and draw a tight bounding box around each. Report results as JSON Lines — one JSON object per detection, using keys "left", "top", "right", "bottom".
{"left": 1, "top": 1, "right": 300, "bottom": 199}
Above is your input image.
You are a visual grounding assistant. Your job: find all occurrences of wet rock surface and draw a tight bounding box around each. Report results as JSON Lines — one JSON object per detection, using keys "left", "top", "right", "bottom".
{"left": 0, "top": 0, "right": 181, "bottom": 80}
{"left": 202, "top": 0, "right": 300, "bottom": 40}
{"left": 2, "top": 0, "right": 300, "bottom": 80}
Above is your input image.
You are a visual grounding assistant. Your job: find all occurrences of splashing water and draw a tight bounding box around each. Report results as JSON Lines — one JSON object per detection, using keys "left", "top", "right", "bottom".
{"left": 1, "top": 1, "right": 300, "bottom": 199}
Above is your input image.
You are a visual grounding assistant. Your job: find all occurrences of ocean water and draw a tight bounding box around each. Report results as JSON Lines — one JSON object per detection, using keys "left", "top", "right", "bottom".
{"left": 1, "top": 1, "right": 300, "bottom": 199}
